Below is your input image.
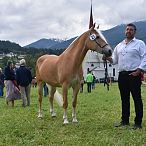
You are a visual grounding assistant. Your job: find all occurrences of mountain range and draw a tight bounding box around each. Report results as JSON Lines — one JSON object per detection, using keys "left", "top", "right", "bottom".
{"left": 24, "top": 38, "right": 64, "bottom": 49}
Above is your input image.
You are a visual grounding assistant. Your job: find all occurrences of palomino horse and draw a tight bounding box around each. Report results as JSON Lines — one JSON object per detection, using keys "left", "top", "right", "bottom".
{"left": 36, "top": 23, "right": 112, "bottom": 124}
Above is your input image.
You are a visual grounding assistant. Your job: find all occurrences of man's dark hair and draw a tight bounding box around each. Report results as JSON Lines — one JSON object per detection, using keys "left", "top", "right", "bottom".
{"left": 126, "top": 23, "right": 137, "bottom": 31}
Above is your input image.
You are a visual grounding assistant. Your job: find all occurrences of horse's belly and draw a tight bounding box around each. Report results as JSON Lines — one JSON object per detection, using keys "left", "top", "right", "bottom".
{"left": 47, "top": 81, "right": 61, "bottom": 87}
{"left": 41, "top": 74, "right": 61, "bottom": 87}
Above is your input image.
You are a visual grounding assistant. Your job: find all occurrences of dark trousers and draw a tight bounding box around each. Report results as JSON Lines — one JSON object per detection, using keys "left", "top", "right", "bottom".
{"left": 118, "top": 71, "right": 143, "bottom": 125}
{"left": 43, "top": 84, "right": 49, "bottom": 97}
{"left": 87, "top": 82, "right": 92, "bottom": 93}
{"left": 80, "top": 83, "right": 84, "bottom": 93}
{"left": 0, "top": 85, "right": 4, "bottom": 97}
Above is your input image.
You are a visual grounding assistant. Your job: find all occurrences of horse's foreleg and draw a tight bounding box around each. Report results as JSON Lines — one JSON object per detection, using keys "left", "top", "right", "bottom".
{"left": 38, "top": 81, "right": 43, "bottom": 118}
{"left": 72, "top": 84, "right": 80, "bottom": 123}
{"left": 49, "top": 86, "right": 56, "bottom": 117}
{"left": 62, "top": 84, "right": 69, "bottom": 124}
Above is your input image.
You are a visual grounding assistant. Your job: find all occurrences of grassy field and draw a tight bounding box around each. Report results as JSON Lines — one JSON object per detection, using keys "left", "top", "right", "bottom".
{"left": 0, "top": 83, "right": 146, "bottom": 146}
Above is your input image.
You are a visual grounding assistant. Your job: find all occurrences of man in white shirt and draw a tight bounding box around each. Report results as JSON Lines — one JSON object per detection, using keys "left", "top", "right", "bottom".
{"left": 104, "top": 23, "right": 146, "bottom": 129}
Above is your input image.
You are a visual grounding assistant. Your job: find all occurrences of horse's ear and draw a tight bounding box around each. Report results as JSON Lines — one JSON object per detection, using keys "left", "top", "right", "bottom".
{"left": 97, "top": 24, "right": 99, "bottom": 29}
{"left": 93, "top": 23, "right": 96, "bottom": 28}
{"left": 90, "top": 23, "right": 96, "bottom": 30}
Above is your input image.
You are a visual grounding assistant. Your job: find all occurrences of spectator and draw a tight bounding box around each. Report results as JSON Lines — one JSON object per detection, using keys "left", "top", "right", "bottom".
{"left": 43, "top": 82, "right": 49, "bottom": 97}
{"left": 86, "top": 71, "right": 93, "bottom": 93}
{"left": 16, "top": 59, "right": 32, "bottom": 107}
{"left": 31, "top": 77, "right": 37, "bottom": 88}
{"left": 0, "top": 68, "right": 5, "bottom": 97}
{"left": 80, "top": 76, "right": 84, "bottom": 93}
{"left": 4, "top": 61, "right": 21, "bottom": 107}
{"left": 103, "top": 23, "right": 146, "bottom": 129}
{"left": 92, "top": 74, "right": 96, "bottom": 89}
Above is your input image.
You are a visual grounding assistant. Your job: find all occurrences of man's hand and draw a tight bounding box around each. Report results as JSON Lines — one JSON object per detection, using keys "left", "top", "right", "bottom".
{"left": 102, "top": 55, "right": 107, "bottom": 61}
{"left": 129, "top": 68, "right": 142, "bottom": 76}
{"left": 102, "top": 55, "right": 113, "bottom": 63}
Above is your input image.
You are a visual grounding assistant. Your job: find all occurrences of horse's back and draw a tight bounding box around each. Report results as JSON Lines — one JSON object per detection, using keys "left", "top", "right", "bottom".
{"left": 36, "top": 54, "right": 60, "bottom": 85}
{"left": 37, "top": 54, "right": 57, "bottom": 65}
{"left": 37, "top": 54, "right": 59, "bottom": 69}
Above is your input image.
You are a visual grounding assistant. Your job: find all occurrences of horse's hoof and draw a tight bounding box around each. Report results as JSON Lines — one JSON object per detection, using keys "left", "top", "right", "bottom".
{"left": 38, "top": 114, "right": 43, "bottom": 118}
{"left": 51, "top": 112, "right": 56, "bottom": 117}
{"left": 72, "top": 118, "right": 78, "bottom": 123}
{"left": 63, "top": 119, "right": 69, "bottom": 124}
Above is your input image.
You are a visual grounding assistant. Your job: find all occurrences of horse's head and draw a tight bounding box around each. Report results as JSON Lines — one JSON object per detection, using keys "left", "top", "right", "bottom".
{"left": 86, "top": 23, "right": 112, "bottom": 57}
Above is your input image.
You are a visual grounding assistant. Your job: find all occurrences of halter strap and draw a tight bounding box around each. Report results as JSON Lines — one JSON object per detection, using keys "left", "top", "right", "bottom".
{"left": 94, "top": 39, "right": 108, "bottom": 48}
{"left": 104, "top": 60, "right": 109, "bottom": 91}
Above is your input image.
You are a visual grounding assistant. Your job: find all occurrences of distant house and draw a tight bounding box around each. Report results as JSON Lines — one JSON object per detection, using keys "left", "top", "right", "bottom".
{"left": 0, "top": 53, "right": 5, "bottom": 60}
{"left": 17, "top": 54, "right": 26, "bottom": 59}
{"left": 6, "top": 52, "right": 17, "bottom": 57}
{"left": 83, "top": 51, "right": 118, "bottom": 82}
{"left": 0, "top": 52, "right": 26, "bottom": 60}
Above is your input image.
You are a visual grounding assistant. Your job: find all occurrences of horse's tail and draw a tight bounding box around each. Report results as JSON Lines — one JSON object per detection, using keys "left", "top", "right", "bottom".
{"left": 46, "top": 84, "right": 63, "bottom": 107}
{"left": 35, "top": 61, "right": 39, "bottom": 80}
{"left": 54, "top": 90, "right": 63, "bottom": 107}
{"left": 35, "top": 56, "right": 47, "bottom": 82}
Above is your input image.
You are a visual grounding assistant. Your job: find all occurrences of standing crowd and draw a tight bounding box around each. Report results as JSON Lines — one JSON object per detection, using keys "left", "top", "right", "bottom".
{"left": 0, "top": 59, "right": 32, "bottom": 107}
{"left": 80, "top": 71, "right": 96, "bottom": 93}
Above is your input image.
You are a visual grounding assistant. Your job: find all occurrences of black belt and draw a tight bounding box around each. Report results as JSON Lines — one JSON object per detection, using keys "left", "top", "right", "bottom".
{"left": 119, "top": 70, "right": 136, "bottom": 75}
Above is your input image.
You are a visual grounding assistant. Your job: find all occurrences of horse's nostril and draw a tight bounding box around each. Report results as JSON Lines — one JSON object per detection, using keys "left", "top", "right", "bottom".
{"left": 109, "top": 49, "right": 112, "bottom": 55}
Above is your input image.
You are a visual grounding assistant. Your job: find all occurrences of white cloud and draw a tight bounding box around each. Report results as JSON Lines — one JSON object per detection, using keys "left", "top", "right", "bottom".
{"left": 0, "top": 0, "right": 146, "bottom": 46}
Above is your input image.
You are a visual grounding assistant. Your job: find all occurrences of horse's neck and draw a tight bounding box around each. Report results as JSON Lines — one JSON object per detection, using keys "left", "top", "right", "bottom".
{"left": 62, "top": 33, "right": 88, "bottom": 67}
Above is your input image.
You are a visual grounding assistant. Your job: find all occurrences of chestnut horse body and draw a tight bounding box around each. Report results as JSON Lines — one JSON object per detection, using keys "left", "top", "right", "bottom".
{"left": 36, "top": 24, "right": 112, "bottom": 124}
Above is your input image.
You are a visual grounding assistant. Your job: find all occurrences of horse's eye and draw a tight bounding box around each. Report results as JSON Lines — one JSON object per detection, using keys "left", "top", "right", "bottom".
{"left": 96, "top": 36, "right": 100, "bottom": 39}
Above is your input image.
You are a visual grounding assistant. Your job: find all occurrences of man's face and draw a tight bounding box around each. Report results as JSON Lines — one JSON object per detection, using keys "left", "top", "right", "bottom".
{"left": 125, "top": 26, "right": 136, "bottom": 39}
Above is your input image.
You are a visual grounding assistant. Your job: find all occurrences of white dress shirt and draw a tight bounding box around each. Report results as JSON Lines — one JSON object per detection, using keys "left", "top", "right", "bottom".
{"left": 112, "top": 38, "right": 146, "bottom": 72}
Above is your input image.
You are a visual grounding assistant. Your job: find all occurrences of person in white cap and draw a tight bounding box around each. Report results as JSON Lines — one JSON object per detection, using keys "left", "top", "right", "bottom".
{"left": 16, "top": 59, "right": 32, "bottom": 107}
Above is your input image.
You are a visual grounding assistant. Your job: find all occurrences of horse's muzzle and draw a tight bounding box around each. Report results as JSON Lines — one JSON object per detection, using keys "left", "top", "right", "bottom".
{"left": 102, "top": 47, "right": 113, "bottom": 57}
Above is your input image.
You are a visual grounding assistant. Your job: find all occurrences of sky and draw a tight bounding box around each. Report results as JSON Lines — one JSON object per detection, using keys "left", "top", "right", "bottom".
{"left": 0, "top": 0, "right": 146, "bottom": 46}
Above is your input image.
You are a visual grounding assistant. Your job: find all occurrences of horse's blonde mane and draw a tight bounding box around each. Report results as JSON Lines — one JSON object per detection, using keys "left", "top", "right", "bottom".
{"left": 62, "top": 30, "right": 90, "bottom": 53}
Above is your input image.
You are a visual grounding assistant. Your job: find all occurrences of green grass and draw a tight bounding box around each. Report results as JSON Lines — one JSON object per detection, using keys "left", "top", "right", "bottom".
{"left": 0, "top": 83, "right": 146, "bottom": 146}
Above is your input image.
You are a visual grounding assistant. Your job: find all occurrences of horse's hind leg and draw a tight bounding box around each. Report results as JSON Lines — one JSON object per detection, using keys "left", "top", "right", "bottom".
{"left": 38, "top": 80, "right": 43, "bottom": 118}
{"left": 72, "top": 83, "right": 80, "bottom": 123}
{"left": 49, "top": 86, "right": 56, "bottom": 117}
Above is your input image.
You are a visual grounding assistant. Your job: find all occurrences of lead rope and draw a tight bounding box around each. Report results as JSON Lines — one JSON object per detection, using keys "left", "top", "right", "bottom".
{"left": 104, "top": 60, "right": 109, "bottom": 91}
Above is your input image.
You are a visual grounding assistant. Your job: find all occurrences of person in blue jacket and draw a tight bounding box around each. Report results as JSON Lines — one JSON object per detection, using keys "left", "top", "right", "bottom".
{"left": 16, "top": 59, "right": 32, "bottom": 107}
